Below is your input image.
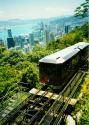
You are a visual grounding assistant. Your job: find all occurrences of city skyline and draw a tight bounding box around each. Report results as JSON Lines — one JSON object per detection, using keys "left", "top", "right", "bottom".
{"left": 0, "top": 0, "right": 85, "bottom": 20}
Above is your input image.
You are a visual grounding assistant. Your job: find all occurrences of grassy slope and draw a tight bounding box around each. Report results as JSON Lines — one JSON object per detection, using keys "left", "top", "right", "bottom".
{"left": 71, "top": 72, "right": 89, "bottom": 125}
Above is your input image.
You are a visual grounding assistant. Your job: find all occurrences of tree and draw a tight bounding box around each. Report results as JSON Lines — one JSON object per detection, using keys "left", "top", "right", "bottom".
{"left": 46, "top": 40, "right": 61, "bottom": 52}
{"left": 0, "top": 50, "right": 25, "bottom": 66}
{"left": 0, "top": 65, "right": 21, "bottom": 98}
{"left": 21, "top": 63, "right": 39, "bottom": 89}
{"left": 75, "top": 0, "right": 89, "bottom": 18}
{"left": 26, "top": 44, "right": 50, "bottom": 63}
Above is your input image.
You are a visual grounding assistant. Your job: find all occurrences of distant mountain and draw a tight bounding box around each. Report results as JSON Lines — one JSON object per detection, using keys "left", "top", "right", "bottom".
{"left": 0, "top": 15, "right": 88, "bottom": 27}
{"left": 0, "top": 16, "right": 71, "bottom": 26}
{"left": 0, "top": 19, "right": 40, "bottom": 26}
{"left": 49, "top": 16, "right": 89, "bottom": 26}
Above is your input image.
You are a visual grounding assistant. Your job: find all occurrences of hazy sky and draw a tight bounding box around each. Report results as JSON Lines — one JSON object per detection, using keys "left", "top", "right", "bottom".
{"left": 0, "top": 0, "right": 85, "bottom": 20}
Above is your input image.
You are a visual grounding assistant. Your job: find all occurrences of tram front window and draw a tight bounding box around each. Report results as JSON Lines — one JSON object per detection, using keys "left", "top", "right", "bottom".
{"left": 39, "top": 63, "right": 56, "bottom": 84}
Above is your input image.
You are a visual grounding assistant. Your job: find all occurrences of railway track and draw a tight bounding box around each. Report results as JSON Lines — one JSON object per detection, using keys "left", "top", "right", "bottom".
{"left": 7, "top": 86, "right": 55, "bottom": 125}
{"left": 0, "top": 85, "right": 48, "bottom": 125}
{"left": 53, "top": 72, "right": 85, "bottom": 125}
{"left": 0, "top": 92, "right": 30, "bottom": 125}
{"left": 5, "top": 71, "right": 85, "bottom": 125}
{"left": 38, "top": 71, "right": 85, "bottom": 125}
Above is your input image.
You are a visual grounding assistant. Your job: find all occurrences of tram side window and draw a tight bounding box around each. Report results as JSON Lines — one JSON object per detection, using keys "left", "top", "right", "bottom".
{"left": 40, "top": 63, "right": 45, "bottom": 73}
{"left": 56, "top": 64, "right": 61, "bottom": 79}
{"left": 72, "top": 55, "right": 79, "bottom": 69}
{"left": 47, "top": 64, "right": 56, "bottom": 75}
{"left": 81, "top": 47, "right": 88, "bottom": 61}
{"left": 62, "top": 61, "right": 70, "bottom": 79}
{"left": 44, "top": 64, "right": 57, "bottom": 82}
{"left": 40, "top": 63, "right": 56, "bottom": 75}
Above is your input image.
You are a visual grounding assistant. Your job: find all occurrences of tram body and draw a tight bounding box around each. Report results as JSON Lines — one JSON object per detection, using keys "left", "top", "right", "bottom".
{"left": 39, "top": 42, "right": 89, "bottom": 88}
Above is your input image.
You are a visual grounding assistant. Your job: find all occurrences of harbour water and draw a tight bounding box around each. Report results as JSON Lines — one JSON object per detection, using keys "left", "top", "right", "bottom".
{"left": 0, "top": 22, "right": 38, "bottom": 42}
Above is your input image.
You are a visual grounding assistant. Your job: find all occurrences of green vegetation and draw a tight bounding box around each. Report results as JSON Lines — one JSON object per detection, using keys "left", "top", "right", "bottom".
{"left": 26, "top": 44, "right": 51, "bottom": 63}
{"left": 0, "top": 44, "right": 51, "bottom": 102}
{"left": 0, "top": 22, "right": 89, "bottom": 124}
{"left": 0, "top": 92, "right": 29, "bottom": 125}
{"left": 0, "top": 0, "right": 89, "bottom": 123}
{"left": 0, "top": 22, "right": 89, "bottom": 98}
{"left": 71, "top": 73, "right": 89, "bottom": 125}
{"left": 80, "top": 73, "right": 89, "bottom": 125}
{"left": 75, "top": 0, "right": 89, "bottom": 18}
{"left": 46, "top": 22, "right": 89, "bottom": 52}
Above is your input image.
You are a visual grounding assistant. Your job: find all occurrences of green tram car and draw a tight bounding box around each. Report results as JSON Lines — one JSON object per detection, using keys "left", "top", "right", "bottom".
{"left": 39, "top": 42, "right": 89, "bottom": 89}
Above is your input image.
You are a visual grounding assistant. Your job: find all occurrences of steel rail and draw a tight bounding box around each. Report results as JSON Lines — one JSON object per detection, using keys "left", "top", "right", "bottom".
{"left": 0, "top": 84, "right": 47, "bottom": 125}
{"left": 29, "top": 93, "right": 54, "bottom": 125}
{"left": 20, "top": 88, "right": 50, "bottom": 123}
{"left": 53, "top": 72, "right": 85, "bottom": 125}
{"left": 38, "top": 72, "right": 79, "bottom": 125}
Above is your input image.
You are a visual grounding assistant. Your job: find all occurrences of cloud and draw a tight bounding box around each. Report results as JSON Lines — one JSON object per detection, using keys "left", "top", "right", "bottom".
{"left": 0, "top": 10, "right": 4, "bottom": 15}
{"left": 45, "top": 6, "right": 73, "bottom": 16}
{"left": 0, "top": 10, "right": 5, "bottom": 19}
{"left": 0, "top": 6, "right": 74, "bottom": 20}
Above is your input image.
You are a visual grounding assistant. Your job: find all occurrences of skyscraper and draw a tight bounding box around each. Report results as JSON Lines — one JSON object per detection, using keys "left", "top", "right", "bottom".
{"left": 45, "top": 30, "right": 50, "bottom": 43}
{"left": 8, "top": 29, "right": 12, "bottom": 38}
{"left": 50, "top": 32, "right": 55, "bottom": 41}
{"left": 65, "top": 25, "right": 70, "bottom": 34}
{"left": 7, "top": 29, "right": 15, "bottom": 49}
{"left": 29, "top": 33, "right": 34, "bottom": 45}
{"left": 7, "top": 38, "right": 15, "bottom": 49}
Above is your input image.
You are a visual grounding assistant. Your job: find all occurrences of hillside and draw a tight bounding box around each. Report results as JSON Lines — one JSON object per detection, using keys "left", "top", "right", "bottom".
{"left": 0, "top": 22, "right": 89, "bottom": 124}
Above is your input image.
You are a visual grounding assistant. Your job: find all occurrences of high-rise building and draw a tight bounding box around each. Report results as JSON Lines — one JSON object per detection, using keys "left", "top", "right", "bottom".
{"left": 65, "top": 25, "right": 70, "bottom": 34}
{"left": 40, "top": 22, "right": 44, "bottom": 31}
{"left": 50, "top": 32, "right": 55, "bottom": 41}
{"left": 7, "top": 38, "right": 15, "bottom": 49}
{"left": 7, "top": 29, "right": 12, "bottom": 38}
{"left": 23, "top": 44, "right": 31, "bottom": 53}
{"left": 29, "top": 33, "right": 34, "bottom": 45}
{"left": 7, "top": 29, "right": 15, "bottom": 49}
{"left": 45, "top": 30, "right": 50, "bottom": 43}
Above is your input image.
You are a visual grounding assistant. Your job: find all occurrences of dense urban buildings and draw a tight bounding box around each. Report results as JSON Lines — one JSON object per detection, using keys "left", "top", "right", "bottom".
{"left": 3, "top": 16, "right": 88, "bottom": 53}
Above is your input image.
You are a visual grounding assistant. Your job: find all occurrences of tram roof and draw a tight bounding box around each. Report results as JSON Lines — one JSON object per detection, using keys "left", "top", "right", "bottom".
{"left": 39, "top": 42, "right": 89, "bottom": 64}
{"left": 73, "top": 42, "right": 89, "bottom": 49}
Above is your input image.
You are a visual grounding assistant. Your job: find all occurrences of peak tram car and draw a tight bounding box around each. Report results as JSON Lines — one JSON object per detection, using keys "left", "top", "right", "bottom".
{"left": 39, "top": 42, "right": 89, "bottom": 90}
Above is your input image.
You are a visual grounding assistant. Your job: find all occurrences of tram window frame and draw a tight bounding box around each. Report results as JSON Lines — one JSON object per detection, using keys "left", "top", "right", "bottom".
{"left": 47, "top": 64, "right": 57, "bottom": 82}
{"left": 56, "top": 64, "right": 61, "bottom": 82}
{"left": 39, "top": 63, "right": 46, "bottom": 74}
{"left": 61, "top": 61, "right": 70, "bottom": 80}
{"left": 71, "top": 54, "right": 79, "bottom": 70}
{"left": 40, "top": 63, "right": 57, "bottom": 82}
